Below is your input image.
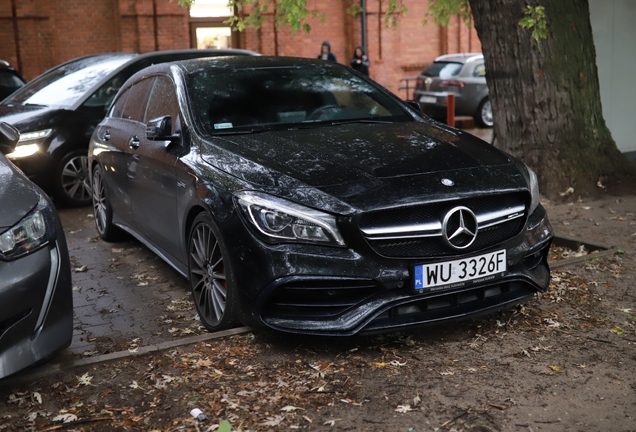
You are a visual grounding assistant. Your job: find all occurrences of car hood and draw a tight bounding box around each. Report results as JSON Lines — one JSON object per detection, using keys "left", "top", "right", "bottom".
{"left": 0, "top": 155, "right": 40, "bottom": 230}
{"left": 0, "top": 104, "right": 60, "bottom": 131}
{"left": 200, "top": 121, "right": 524, "bottom": 214}
{"left": 203, "top": 121, "right": 511, "bottom": 186}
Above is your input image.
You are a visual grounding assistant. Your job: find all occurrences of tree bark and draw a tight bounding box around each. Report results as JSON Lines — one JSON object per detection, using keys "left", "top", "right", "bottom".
{"left": 469, "top": 0, "right": 633, "bottom": 199}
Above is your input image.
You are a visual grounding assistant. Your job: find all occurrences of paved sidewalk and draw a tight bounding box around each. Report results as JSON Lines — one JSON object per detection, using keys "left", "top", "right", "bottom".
{"left": 57, "top": 208, "right": 205, "bottom": 362}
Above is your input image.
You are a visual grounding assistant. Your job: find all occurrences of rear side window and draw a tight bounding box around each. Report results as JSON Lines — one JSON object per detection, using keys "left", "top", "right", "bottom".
{"left": 421, "top": 62, "right": 462, "bottom": 79}
{"left": 144, "top": 76, "right": 179, "bottom": 131}
{"left": 109, "top": 86, "right": 131, "bottom": 118}
{"left": 473, "top": 64, "right": 486, "bottom": 77}
{"left": 120, "top": 77, "right": 155, "bottom": 122}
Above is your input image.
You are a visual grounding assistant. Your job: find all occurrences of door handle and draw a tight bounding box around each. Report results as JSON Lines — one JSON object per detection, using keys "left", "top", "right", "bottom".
{"left": 129, "top": 136, "right": 140, "bottom": 150}
{"left": 102, "top": 130, "right": 110, "bottom": 141}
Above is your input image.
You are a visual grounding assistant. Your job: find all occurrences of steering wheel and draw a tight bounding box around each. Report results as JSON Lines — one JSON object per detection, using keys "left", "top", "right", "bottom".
{"left": 308, "top": 105, "right": 341, "bottom": 121}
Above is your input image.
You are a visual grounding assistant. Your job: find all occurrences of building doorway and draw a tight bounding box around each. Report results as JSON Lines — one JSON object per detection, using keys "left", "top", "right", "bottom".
{"left": 189, "top": 0, "right": 238, "bottom": 49}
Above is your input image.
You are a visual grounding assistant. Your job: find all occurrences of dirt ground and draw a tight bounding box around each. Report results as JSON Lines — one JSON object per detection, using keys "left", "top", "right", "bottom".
{"left": 1, "top": 192, "right": 635, "bottom": 432}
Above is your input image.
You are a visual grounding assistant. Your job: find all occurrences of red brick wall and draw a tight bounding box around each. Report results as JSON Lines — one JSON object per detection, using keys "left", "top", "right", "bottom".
{"left": 239, "top": 0, "right": 480, "bottom": 98}
{"left": 0, "top": 0, "right": 189, "bottom": 81}
{"left": 0, "top": 0, "right": 479, "bottom": 96}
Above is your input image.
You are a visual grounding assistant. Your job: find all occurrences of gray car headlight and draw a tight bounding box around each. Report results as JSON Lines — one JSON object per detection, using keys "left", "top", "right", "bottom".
{"left": 236, "top": 191, "right": 345, "bottom": 246}
{"left": 527, "top": 166, "right": 540, "bottom": 214}
{"left": 0, "top": 194, "right": 54, "bottom": 260}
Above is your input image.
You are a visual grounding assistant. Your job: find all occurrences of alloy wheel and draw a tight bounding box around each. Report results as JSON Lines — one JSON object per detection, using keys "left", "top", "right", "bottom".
{"left": 92, "top": 168, "right": 107, "bottom": 235}
{"left": 481, "top": 100, "right": 493, "bottom": 127}
{"left": 189, "top": 222, "right": 227, "bottom": 327}
{"left": 61, "top": 155, "right": 91, "bottom": 203}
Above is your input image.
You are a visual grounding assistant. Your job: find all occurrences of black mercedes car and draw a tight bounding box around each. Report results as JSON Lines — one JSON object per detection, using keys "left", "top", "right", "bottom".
{"left": 0, "top": 122, "right": 73, "bottom": 378}
{"left": 89, "top": 56, "right": 553, "bottom": 336}
{"left": 1, "top": 49, "right": 257, "bottom": 207}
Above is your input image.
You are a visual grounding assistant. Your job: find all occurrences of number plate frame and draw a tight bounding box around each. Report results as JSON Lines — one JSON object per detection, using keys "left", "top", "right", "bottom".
{"left": 412, "top": 249, "right": 507, "bottom": 294}
{"left": 419, "top": 96, "right": 437, "bottom": 104}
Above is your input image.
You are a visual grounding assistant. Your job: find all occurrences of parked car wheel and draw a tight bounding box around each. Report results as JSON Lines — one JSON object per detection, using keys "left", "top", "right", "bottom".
{"left": 55, "top": 150, "right": 92, "bottom": 206}
{"left": 475, "top": 97, "right": 493, "bottom": 128}
{"left": 92, "top": 165, "right": 120, "bottom": 241}
{"left": 188, "top": 213, "right": 239, "bottom": 332}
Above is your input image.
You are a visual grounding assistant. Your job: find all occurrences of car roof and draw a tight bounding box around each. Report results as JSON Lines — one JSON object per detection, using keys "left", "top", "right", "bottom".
{"left": 433, "top": 52, "right": 483, "bottom": 64}
{"left": 47, "top": 49, "right": 259, "bottom": 110}
{"left": 124, "top": 56, "right": 348, "bottom": 85}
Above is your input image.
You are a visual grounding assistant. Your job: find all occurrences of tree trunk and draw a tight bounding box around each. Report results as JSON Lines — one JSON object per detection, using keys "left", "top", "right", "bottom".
{"left": 469, "top": 0, "right": 633, "bottom": 199}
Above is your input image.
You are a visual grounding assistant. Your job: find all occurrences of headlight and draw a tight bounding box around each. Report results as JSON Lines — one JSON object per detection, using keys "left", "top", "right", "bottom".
{"left": 236, "top": 191, "right": 345, "bottom": 246}
{"left": 527, "top": 166, "right": 540, "bottom": 214}
{"left": 0, "top": 194, "right": 54, "bottom": 260}
{"left": 6, "top": 129, "right": 52, "bottom": 160}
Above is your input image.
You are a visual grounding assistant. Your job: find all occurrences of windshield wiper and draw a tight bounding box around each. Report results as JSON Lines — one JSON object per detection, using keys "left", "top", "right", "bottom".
{"left": 331, "top": 119, "right": 394, "bottom": 126}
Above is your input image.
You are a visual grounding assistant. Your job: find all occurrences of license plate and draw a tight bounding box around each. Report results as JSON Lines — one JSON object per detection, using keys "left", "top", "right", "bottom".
{"left": 413, "top": 250, "right": 506, "bottom": 293}
{"left": 419, "top": 96, "right": 437, "bottom": 104}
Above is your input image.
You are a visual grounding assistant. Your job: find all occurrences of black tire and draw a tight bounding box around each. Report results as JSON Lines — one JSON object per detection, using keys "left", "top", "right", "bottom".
{"left": 91, "top": 164, "right": 120, "bottom": 241}
{"left": 188, "top": 213, "right": 239, "bottom": 332}
{"left": 54, "top": 150, "right": 92, "bottom": 206}
{"left": 474, "top": 97, "right": 494, "bottom": 128}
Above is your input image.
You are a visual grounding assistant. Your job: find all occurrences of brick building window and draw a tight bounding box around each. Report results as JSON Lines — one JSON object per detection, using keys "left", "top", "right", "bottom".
{"left": 189, "top": 0, "right": 237, "bottom": 49}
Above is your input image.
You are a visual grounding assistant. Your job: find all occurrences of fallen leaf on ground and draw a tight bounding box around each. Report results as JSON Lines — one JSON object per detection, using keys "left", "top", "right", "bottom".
{"left": 77, "top": 373, "right": 93, "bottom": 386}
{"left": 53, "top": 413, "right": 78, "bottom": 423}
{"left": 395, "top": 404, "right": 416, "bottom": 413}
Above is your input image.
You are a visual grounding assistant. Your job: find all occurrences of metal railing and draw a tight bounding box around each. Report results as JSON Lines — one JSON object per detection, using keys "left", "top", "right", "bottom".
{"left": 398, "top": 77, "right": 419, "bottom": 100}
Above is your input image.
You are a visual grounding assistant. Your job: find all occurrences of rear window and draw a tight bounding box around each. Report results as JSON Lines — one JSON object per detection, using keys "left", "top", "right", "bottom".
{"left": 3, "top": 55, "right": 135, "bottom": 108}
{"left": 421, "top": 62, "right": 463, "bottom": 79}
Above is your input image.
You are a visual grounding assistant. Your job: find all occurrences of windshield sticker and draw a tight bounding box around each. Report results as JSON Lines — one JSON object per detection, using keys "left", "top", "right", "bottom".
{"left": 214, "top": 122, "right": 233, "bottom": 129}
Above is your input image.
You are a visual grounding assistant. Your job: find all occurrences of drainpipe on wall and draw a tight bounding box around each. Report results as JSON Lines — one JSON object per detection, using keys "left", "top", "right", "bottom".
{"left": 361, "top": 0, "right": 367, "bottom": 54}
{"left": 152, "top": 0, "right": 159, "bottom": 51}
{"left": 10, "top": 0, "right": 22, "bottom": 74}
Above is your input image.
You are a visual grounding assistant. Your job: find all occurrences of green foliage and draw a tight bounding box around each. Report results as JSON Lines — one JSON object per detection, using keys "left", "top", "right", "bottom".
{"left": 385, "top": 0, "right": 408, "bottom": 28}
{"left": 224, "top": 0, "right": 317, "bottom": 33}
{"left": 422, "top": 0, "right": 470, "bottom": 28}
{"left": 519, "top": 5, "right": 548, "bottom": 49}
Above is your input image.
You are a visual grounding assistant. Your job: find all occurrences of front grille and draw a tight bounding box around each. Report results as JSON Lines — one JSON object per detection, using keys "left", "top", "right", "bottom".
{"left": 360, "top": 193, "right": 527, "bottom": 258}
{"left": 263, "top": 279, "right": 381, "bottom": 321}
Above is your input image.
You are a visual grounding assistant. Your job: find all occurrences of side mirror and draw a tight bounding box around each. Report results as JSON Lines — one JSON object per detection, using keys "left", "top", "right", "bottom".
{"left": 0, "top": 122, "right": 19, "bottom": 155}
{"left": 146, "top": 116, "right": 179, "bottom": 143}
{"left": 404, "top": 100, "right": 423, "bottom": 113}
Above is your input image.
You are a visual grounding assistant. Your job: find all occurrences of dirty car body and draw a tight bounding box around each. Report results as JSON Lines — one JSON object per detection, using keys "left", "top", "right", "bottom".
{"left": 0, "top": 123, "right": 73, "bottom": 379}
{"left": 89, "top": 56, "right": 552, "bottom": 336}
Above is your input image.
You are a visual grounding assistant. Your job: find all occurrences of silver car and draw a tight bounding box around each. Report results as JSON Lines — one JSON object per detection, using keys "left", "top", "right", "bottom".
{"left": 413, "top": 53, "right": 492, "bottom": 127}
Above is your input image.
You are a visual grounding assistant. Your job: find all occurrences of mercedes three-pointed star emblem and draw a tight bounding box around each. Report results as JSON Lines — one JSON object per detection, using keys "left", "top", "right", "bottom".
{"left": 442, "top": 206, "right": 478, "bottom": 249}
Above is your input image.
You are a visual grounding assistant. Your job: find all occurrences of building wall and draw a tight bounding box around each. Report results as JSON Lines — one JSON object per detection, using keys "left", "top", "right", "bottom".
{"left": 0, "top": 0, "right": 479, "bottom": 97}
{"left": 0, "top": 0, "right": 189, "bottom": 81}
{"left": 589, "top": 0, "right": 636, "bottom": 158}
{"left": 240, "top": 0, "right": 481, "bottom": 97}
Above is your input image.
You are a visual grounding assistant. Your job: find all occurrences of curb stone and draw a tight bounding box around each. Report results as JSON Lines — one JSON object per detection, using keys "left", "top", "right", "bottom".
{"left": 0, "top": 326, "right": 252, "bottom": 387}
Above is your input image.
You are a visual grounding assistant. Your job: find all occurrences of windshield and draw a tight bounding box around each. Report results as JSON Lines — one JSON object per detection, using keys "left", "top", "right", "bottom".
{"left": 422, "top": 62, "right": 463, "bottom": 79}
{"left": 3, "top": 55, "right": 135, "bottom": 108}
{"left": 186, "top": 65, "right": 411, "bottom": 135}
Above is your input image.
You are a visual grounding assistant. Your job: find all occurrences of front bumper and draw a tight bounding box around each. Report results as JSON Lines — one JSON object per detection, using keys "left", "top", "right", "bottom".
{"left": 232, "top": 205, "right": 553, "bottom": 336}
{"left": 0, "top": 234, "right": 73, "bottom": 379}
